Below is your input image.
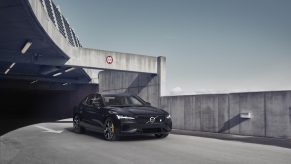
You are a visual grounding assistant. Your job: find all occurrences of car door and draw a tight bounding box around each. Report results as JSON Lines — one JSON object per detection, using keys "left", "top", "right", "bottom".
{"left": 81, "top": 94, "right": 95, "bottom": 128}
{"left": 89, "top": 94, "right": 105, "bottom": 131}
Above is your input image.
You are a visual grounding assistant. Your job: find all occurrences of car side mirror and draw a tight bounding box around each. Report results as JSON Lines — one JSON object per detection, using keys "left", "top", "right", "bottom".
{"left": 92, "top": 101, "right": 103, "bottom": 108}
{"left": 145, "top": 102, "right": 151, "bottom": 106}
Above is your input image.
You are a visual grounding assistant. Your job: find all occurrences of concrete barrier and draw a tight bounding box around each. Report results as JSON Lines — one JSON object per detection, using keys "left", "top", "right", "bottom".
{"left": 161, "top": 91, "right": 291, "bottom": 139}
{"left": 265, "top": 91, "right": 291, "bottom": 138}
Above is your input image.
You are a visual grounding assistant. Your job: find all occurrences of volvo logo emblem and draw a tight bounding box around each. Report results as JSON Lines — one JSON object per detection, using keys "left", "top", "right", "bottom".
{"left": 146, "top": 116, "right": 158, "bottom": 124}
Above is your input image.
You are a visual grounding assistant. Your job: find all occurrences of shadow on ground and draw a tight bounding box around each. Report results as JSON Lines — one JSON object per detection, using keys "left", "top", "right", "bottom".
{"left": 0, "top": 118, "right": 66, "bottom": 136}
{"left": 65, "top": 127, "right": 160, "bottom": 142}
{"left": 172, "top": 129, "right": 291, "bottom": 149}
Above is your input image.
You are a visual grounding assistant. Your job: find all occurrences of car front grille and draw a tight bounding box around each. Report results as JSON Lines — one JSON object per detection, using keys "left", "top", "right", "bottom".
{"left": 136, "top": 115, "right": 165, "bottom": 124}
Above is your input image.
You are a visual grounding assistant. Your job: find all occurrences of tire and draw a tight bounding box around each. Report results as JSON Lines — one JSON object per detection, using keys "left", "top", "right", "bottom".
{"left": 104, "top": 118, "right": 119, "bottom": 141}
{"left": 73, "top": 115, "right": 84, "bottom": 133}
{"left": 155, "top": 133, "right": 169, "bottom": 138}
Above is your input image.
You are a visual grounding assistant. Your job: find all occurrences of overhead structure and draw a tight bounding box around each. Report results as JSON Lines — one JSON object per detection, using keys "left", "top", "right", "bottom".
{"left": 0, "top": 0, "right": 91, "bottom": 85}
{"left": 0, "top": 0, "right": 164, "bottom": 89}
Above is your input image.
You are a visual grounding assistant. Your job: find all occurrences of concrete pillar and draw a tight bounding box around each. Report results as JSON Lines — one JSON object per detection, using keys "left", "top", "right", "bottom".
{"left": 157, "top": 56, "right": 166, "bottom": 97}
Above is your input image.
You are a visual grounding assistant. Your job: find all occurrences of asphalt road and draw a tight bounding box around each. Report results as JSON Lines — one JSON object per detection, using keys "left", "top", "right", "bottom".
{"left": 1, "top": 120, "right": 291, "bottom": 164}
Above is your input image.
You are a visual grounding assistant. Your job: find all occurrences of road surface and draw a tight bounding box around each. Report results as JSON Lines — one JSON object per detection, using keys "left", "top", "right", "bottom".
{"left": 1, "top": 119, "right": 291, "bottom": 164}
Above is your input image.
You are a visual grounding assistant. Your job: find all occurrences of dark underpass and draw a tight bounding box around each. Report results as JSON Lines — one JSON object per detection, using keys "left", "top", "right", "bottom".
{"left": 0, "top": 79, "right": 98, "bottom": 135}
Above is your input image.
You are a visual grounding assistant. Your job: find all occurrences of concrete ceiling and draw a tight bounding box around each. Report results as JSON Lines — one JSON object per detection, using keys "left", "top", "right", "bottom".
{"left": 0, "top": 0, "right": 91, "bottom": 85}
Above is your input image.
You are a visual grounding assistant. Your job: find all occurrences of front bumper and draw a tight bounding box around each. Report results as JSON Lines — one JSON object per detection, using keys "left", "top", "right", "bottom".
{"left": 116, "top": 119, "right": 172, "bottom": 136}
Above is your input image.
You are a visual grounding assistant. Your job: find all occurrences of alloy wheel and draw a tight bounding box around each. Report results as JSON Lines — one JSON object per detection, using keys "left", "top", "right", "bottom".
{"left": 104, "top": 119, "right": 115, "bottom": 140}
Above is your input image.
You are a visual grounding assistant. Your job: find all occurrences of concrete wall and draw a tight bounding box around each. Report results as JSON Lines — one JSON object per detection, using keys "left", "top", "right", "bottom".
{"left": 161, "top": 91, "right": 291, "bottom": 139}
{"left": 265, "top": 92, "right": 291, "bottom": 138}
{"left": 98, "top": 70, "right": 160, "bottom": 107}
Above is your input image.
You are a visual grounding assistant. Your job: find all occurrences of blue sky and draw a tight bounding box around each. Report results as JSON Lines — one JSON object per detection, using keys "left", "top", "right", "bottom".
{"left": 54, "top": 0, "right": 291, "bottom": 94}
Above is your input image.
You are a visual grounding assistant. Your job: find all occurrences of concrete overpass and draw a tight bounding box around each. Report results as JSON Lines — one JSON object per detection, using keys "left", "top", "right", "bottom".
{"left": 0, "top": 0, "right": 165, "bottom": 135}
{"left": 0, "top": 0, "right": 163, "bottom": 78}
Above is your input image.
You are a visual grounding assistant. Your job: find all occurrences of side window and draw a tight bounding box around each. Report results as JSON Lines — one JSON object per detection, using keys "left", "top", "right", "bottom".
{"left": 83, "top": 94, "right": 103, "bottom": 107}
{"left": 82, "top": 98, "right": 87, "bottom": 105}
{"left": 83, "top": 95, "right": 94, "bottom": 106}
{"left": 82, "top": 96, "right": 89, "bottom": 105}
{"left": 91, "top": 94, "right": 103, "bottom": 107}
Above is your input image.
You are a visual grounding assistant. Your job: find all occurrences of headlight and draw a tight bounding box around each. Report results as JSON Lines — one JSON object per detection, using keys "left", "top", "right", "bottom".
{"left": 116, "top": 115, "right": 135, "bottom": 120}
{"left": 166, "top": 114, "right": 171, "bottom": 119}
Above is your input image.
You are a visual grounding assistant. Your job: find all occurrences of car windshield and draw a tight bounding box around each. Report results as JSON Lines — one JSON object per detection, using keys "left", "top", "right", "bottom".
{"left": 103, "top": 95, "right": 145, "bottom": 107}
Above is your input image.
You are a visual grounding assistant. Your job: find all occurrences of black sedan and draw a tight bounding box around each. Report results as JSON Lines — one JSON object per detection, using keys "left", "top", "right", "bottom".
{"left": 73, "top": 93, "right": 172, "bottom": 141}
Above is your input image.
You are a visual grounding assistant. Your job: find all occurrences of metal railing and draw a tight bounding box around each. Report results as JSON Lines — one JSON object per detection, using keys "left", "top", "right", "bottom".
{"left": 40, "top": 0, "right": 82, "bottom": 47}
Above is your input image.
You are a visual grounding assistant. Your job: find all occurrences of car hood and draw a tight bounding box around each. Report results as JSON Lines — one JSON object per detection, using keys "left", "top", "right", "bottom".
{"left": 107, "top": 106, "right": 168, "bottom": 116}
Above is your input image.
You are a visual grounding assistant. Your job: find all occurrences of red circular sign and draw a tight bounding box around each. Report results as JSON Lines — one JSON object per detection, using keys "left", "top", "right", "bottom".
{"left": 106, "top": 56, "right": 113, "bottom": 64}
